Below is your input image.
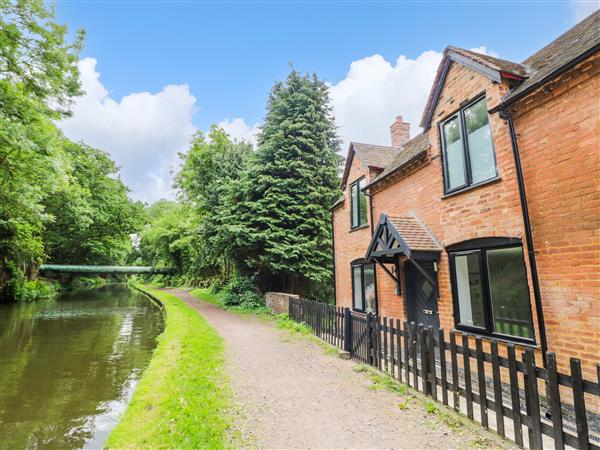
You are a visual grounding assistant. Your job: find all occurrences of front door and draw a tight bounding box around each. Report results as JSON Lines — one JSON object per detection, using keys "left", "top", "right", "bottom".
{"left": 406, "top": 261, "right": 440, "bottom": 330}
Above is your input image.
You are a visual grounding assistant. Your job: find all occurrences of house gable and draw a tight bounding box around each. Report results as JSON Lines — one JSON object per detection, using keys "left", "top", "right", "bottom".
{"left": 420, "top": 47, "right": 527, "bottom": 130}
{"left": 339, "top": 142, "right": 400, "bottom": 189}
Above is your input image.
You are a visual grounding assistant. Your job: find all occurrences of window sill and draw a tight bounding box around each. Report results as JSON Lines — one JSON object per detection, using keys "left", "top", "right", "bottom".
{"left": 441, "top": 176, "right": 501, "bottom": 200}
{"left": 350, "top": 224, "right": 369, "bottom": 233}
{"left": 453, "top": 327, "right": 537, "bottom": 348}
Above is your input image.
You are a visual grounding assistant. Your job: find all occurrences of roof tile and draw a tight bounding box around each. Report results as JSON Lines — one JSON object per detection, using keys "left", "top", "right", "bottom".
{"left": 388, "top": 215, "right": 441, "bottom": 252}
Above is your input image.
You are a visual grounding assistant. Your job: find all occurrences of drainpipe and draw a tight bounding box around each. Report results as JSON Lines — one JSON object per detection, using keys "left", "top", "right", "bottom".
{"left": 331, "top": 212, "right": 337, "bottom": 306}
{"left": 503, "top": 110, "right": 548, "bottom": 362}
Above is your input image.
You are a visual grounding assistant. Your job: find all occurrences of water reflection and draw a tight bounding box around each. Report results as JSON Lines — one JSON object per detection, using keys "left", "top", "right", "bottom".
{"left": 0, "top": 284, "right": 163, "bottom": 449}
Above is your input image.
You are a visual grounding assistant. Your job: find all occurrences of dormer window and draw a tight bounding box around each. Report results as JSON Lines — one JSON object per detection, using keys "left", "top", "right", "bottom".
{"left": 440, "top": 96, "right": 497, "bottom": 194}
{"left": 350, "top": 177, "right": 368, "bottom": 228}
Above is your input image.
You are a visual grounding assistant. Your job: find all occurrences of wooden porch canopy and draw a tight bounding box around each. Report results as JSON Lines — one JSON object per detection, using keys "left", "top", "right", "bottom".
{"left": 365, "top": 214, "right": 441, "bottom": 290}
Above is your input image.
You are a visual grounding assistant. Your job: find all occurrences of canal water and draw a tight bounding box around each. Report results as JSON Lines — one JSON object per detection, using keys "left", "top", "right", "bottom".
{"left": 0, "top": 284, "right": 164, "bottom": 449}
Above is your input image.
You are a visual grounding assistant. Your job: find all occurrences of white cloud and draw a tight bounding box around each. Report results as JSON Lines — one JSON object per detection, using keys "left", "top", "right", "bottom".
{"left": 571, "top": 0, "right": 599, "bottom": 23}
{"left": 329, "top": 47, "right": 498, "bottom": 151}
{"left": 217, "top": 117, "right": 260, "bottom": 146}
{"left": 58, "top": 58, "right": 197, "bottom": 203}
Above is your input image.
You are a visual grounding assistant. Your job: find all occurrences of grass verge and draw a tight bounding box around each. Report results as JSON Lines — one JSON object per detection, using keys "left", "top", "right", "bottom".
{"left": 189, "top": 287, "right": 271, "bottom": 315}
{"left": 105, "top": 285, "right": 230, "bottom": 449}
{"left": 190, "top": 288, "right": 340, "bottom": 356}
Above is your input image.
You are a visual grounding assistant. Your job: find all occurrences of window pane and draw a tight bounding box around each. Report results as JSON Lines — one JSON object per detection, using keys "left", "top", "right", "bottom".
{"left": 363, "top": 264, "right": 376, "bottom": 313}
{"left": 487, "top": 247, "right": 534, "bottom": 339}
{"left": 465, "top": 98, "right": 496, "bottom": 184}
{"left": 352, "top": 266, "right": 364, "bottom": 310}
{"left": 454, "top": 253, "right": 486, "bottom": 328}
{"left": 351, "top": 183, "right": 359, "bottom": 227}
{"left": 358, "top": 179, "right": 368, "bottom": 225}
{"left": 443, "top": 117, "right": 466, "bottom": 190}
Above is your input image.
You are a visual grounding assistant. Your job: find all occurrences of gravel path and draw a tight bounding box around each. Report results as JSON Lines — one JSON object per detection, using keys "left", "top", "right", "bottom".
{"left": 167, "top": 289, "right": 502, "bottom": 449}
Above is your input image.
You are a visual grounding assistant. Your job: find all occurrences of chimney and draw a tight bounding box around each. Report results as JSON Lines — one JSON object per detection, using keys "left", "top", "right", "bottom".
{"left": 390, "top": 116, "right": 410, "bottom": 147}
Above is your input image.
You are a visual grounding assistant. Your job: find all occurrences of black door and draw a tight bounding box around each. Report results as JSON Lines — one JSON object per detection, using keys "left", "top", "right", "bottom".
{"left": 406, "top": 261, "right": 440, "bottom": 330}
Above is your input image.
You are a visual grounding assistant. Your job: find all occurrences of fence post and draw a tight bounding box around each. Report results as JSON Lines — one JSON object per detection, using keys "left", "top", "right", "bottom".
{"left": 366, "top": 312, "right": 374, "bottom": 365}
{"left": 343, "top": 307, "right": 352, "bottom": 353}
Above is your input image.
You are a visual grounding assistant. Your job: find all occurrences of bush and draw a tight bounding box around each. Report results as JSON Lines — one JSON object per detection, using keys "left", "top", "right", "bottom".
{"left": 2, "top": 262, "right": 58, "bottom": 301}
{"left": 222, "top": 275, "right": 265, "bottom": 309}
{"left": 209, "top": 277, "right": 226, "bottom": 293}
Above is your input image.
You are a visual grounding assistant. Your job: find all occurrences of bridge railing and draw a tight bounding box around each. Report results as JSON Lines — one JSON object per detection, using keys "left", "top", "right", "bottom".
{"left": 39, "top": 265, "right": 173, "bottom": 274}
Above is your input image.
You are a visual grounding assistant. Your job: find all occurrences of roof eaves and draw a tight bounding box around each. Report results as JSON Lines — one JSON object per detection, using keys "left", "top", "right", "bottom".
{"left": 365, "top": 149, "right": 428, "bottom": 190}
{"left": 330, "top": 196, "right": 345, "bottom": 211}
{"left": 492, "top": 42, "right": 600, "bottom": 113}
{"left": 339, "top": 143, "right": 356, "bottom": 189}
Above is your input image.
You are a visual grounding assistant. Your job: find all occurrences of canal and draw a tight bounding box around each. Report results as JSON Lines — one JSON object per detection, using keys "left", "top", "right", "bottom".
{"left": 0, "top": 284, "right": 164, "bottom": 449}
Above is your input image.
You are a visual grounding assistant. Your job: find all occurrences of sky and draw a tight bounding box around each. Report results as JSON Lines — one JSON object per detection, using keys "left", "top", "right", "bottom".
{"left": 54, "top": 0, "right": 599, "bottom": 203}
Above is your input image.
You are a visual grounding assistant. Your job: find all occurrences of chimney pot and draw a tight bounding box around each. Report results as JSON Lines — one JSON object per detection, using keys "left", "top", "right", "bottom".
{"left": 390, "top": 116, "right": 410, "bottom": 147}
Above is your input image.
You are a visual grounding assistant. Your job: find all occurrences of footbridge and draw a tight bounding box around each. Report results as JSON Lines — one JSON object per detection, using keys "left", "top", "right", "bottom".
{"left": 39, "top": 265, "right": 173, "bottom": 275}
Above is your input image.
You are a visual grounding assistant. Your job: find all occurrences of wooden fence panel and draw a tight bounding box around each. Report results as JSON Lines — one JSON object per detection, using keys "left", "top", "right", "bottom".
{"left": 287, "top": 298, "right": 600, "bottom": 450}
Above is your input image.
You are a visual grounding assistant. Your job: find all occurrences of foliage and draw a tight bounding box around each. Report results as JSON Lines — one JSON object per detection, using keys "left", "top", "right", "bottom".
{"left": 230, "top": 70, "right": 342, "bottom": 293}
{"left": 131, "top": 200, "right": 195, "bottom": 275}
{"left": 106, "top": 286, "right": 231, "bottom": 449}
{"left": 3, "top": 262, "right": 58, "bottom": 301}
{"left": 175, "top": 127, "right": 253, "bottom": 280}
{"left": 1, "top": 1, "right": 83, "bottom": 291}
{"left": 221, "top": 275, "right": 265, "bottom": 308}
{"left": 0, "top": 3, "right": 143, "bottom": 300}
{"left": 43, "top": 140, "right": 145, "bottom": 265}
{"left": 190, "top": 275, "right": 266, "bottom": 310}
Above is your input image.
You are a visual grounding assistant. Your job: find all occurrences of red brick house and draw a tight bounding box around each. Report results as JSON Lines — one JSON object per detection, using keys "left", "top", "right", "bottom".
{"left": 332, "top": 11, "right": 599, "bottom": 376}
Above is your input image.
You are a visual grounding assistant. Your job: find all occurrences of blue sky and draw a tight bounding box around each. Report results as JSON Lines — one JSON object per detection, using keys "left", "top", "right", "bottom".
{"left": 54, "top": 1, "right": 598, "bottom": 202}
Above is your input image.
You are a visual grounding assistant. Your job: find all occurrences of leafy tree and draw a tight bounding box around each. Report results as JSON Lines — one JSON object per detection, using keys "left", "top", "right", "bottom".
{"left": 232, "top": 70, "right": 342, "bottom": 294}
{"left": 0, "top": 0, "right": 83, "bottom": 299}
{"left": 0, "top": 0, "right": 84, "bottom": 117}
{"left": 176, "top": 127, "right": 253, "bottom": 280}
{"left": 133, "top": 200, "right": 194, "bottom": 273}
{"left": 42, "top": 141, "right": 145, "bottom": 265}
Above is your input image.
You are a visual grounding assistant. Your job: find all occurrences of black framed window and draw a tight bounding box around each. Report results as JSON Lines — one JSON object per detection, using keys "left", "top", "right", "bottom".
{"left": 351, "top": 260, "right": 376, "bottom": 313}
{"left": 440, "top": 96, "right": 497, "bottom": 194}
{"left": 448, "top": 239, "right": 534, "bottom": 342}
{"left": 350, "top": 178, "right": 368, "bottom": 228}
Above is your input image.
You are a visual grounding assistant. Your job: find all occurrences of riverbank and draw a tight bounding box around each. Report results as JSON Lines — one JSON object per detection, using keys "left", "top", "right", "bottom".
{"left": 105, "top": 286, "right": 231, "bottom": 449}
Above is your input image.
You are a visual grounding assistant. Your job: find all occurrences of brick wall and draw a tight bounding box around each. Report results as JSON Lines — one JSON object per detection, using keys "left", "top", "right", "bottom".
{"left": 265, "top": 292, "right": 299, "bottom": 314}
{"left": 511, "top": 53, "right": 600, "bottom": 376}
{"left": 333, "top": 57, "right": 599, "bottom": 377}
{"left": 333, "top": 159, "right": 376, "bottom": 310}
{"left": 367, "top": 62, "right": 541, "bottom": 350}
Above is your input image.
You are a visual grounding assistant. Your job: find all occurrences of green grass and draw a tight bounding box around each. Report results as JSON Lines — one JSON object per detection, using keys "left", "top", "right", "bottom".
{"left": 190, "top": 287, "right": 226, "bottom": 307}
{"left": 190, "top": 287, "right": 272, "bottom": 315}
{"left": 105, "top": 286, "right": 231, "bottom": 449}
{"left": 190, "top": 288, "right": 339, "bottom": 356}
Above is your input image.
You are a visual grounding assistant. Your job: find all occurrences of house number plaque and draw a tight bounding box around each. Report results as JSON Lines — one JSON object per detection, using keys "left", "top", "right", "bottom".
{"left": 423, "top": 309, "right": 434, "bottom": 315}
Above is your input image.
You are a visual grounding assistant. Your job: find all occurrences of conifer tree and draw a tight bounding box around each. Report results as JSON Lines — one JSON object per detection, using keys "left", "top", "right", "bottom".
{"left": 232, "top": 70, "right": 342, "bottom": 294}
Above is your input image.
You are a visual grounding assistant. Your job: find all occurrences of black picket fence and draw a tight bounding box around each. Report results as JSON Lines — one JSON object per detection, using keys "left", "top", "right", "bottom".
{"left": 288, "top": 297, "right": 600, "bottom": 450}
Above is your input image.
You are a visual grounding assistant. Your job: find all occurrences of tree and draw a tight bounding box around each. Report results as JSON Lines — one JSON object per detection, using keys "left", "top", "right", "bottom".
{"left": 133, "top": 200, "right": 194, "bottom": 273}
{"left": 42, "top": 141, "right": 145, "bottom": 265}
{"left": 232, "top": 70, "right": 342, "bottom": 294}
{"left": 175, "top": 127, "right": 253, "bottom": 280}
{"left": 0, "top": 1, "right": 84, "bottom": 299}
{"left": 0, "top": 0, "right": 84, "bottom": 117}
